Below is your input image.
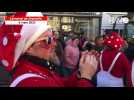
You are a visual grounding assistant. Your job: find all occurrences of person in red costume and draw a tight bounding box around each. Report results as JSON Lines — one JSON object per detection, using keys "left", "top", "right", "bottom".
{"left": 96, "top": 32, "right": 132, "bottom": 87}
{"left": 0, "top": 12, "right": 98, "bottom": 87}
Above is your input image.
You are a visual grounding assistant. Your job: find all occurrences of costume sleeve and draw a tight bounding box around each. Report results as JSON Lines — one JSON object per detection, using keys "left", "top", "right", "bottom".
{"left": 64, "top": 71, "right": 94, "bottom": 87}
{"left": 76, "top": 79, "right": 94, "bottom": 87}
{"left": 121, "top": 53, "right": 133, "bottom": 87}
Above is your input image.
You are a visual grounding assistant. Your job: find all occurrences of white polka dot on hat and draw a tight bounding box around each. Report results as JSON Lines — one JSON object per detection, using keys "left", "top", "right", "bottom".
{"left": 2, "top": 36, "right": 8, "bottom": 46}
{"left": 116, "top": 38, "right": 119, "bottom": 42}
{"left": 114, "top": 45, "right": 118, "bottom": 48}
{"left": 1, "top": 59, "right": 9, "bottom": 67}
{"left": 108, "top": 40, "right": 111, "bottom": 43}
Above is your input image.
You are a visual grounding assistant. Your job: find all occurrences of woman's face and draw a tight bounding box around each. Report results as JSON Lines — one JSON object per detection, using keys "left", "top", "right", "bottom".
{"left": 73, "top": 38, "right": 79, "bottom": 46}
{"left": 66, "top": 38, "right": 72, "bottom": 45}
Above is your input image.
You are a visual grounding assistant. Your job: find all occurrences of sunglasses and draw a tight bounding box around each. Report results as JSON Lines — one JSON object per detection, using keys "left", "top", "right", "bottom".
{"left": 34, "top": 36, "right": 57, "bottom": 45}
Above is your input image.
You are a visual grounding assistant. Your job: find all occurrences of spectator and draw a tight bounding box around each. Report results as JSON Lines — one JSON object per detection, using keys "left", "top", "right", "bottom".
{"left": 79, "top": 35, "right": 86, "bottom": 51}
{"left": 124, "top": 41, "right": 134, "bottom": 63}
{"left": 94, "top": 35, "right": 104, "bottom": 52}
{"left": 128, "top": 43, "right": 134, "bottom": 86}
{"left": 96, "top": 32, "right": 132, "bottom": 87}
{"left": 63, "top": 35, "right": 80, "bottom": 77}
{"left": 124, "top": 40, "right": 134, "bottom": 87}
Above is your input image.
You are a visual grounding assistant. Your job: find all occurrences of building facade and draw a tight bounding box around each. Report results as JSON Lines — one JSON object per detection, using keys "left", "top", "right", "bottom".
{"left": 125, "top": 12, "right": 134, "bottom": 39}
{"left": 101, "top": 12, "right": 128, "bottom": 37}
{"left": 43, "top": 12, "right": 102, "bottom": 41}
{"left": 0, "top": 12, "right": 102, "bottom": 41}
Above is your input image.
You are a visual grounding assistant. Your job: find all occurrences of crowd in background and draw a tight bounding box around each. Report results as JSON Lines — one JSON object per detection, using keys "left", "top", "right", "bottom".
{"left": 52, "top": 31, "right": 134, "bottom": 87}
{"left": 1, "top": 12, "right": 134, "bottom": 87}
{"left": 0, "top": 27, "right": 134, "bottom": 87}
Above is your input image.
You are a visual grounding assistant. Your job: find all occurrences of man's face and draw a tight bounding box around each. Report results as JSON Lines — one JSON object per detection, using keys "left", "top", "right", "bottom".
{"left": 95, "top": 38, "right": 104, "bottom": 47}
{"left": 27, "top": 31, "right": 57, "bottom": 60}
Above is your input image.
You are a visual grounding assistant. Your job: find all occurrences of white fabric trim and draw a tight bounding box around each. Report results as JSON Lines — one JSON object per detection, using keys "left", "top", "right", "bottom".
{"left": 22, "top": 24, "right": 49, "bottom": 53}
{"left": 99, "top": 51, "right": 104, "bottom": 71}
{"left": 100, "top": 51, "right": 121, "bottom": 72}
{"left": 132, "top": 61, "right": 134, "bottom": 87}
{"left": 10, "top": 73, "right": 46, "bottom": 87}
{"left": 108, "top": 52, "right": 121, "bottom": 72}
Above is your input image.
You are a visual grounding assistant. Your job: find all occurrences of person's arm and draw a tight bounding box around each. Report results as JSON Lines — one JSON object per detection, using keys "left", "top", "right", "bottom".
{"left": 63, "top": 51, "right": 98, "bottom": 87}
{"left": 122, "top": 53, "right": 133, "bottom": 87}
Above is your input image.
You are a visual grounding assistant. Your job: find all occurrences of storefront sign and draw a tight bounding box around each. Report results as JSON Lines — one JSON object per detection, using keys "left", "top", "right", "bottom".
{"left": 110, "top": 16, "right": 129, "bottom": 24}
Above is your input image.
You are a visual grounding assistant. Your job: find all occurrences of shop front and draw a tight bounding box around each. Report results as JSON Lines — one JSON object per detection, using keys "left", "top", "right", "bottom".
{"left": 45, "top": 12, "right": 102, "bottom": 41}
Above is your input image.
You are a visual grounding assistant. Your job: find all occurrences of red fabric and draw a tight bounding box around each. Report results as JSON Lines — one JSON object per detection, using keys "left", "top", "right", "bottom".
{"left": 11, "top": 59, "right": 93, "bottom": 87}
{"left": 0, "top": 12, "right": 26, "bottom": 71}
{"left": 77, "top": 79, "right": 94, "bottom": 87}
{"left": 98, "top": 49, "right": 132, "bottom": 87}
{"left": 64, "top": 71, "right": 94, "bottom": 87}
{"left": 104, "top": 32, "right": 125, "bottom": 50}
{"left": 0, "top": 12, "right": 49, "bottom": 72}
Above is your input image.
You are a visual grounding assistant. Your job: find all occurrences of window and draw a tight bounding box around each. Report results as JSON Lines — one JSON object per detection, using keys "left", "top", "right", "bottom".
{"left": 74, "top": 17, "right": 99, "bottom": 41}
{"left": 126, "top": 23, "right": 134, "bottom": 38}
{"left": 48, "top": 16, "right": 60, "bottom": 31}
{"left": 61, "top": 17, "right": 74, "bottom": 23}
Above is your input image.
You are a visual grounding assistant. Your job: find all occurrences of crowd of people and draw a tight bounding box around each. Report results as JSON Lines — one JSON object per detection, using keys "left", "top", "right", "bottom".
{"left": 0, "top": 12, "right": 134, "bottom": 87}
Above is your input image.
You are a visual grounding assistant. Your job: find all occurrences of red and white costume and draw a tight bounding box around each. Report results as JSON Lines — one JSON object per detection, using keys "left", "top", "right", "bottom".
{"left": 97, "top": 32, "right": 132, "bottom": 87}
{"left": 0, "top": 12, "right": 93, "bottom": 87}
